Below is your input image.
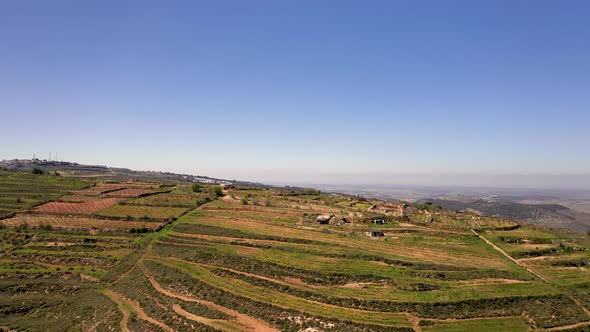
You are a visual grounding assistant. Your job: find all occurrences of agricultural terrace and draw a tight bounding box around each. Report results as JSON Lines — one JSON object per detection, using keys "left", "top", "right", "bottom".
{"left": 0, "top": 170, "right": 88, "bottom": 218}
{"left": 482, "top": 226, "right": 590, "bottom": 302}
{"left": 32, "top": 197, "right": 125, "bottom": 215}
{"left": 70, "top": 183, "right": 128, "bottom": 196}
{"left": 0, "top": 222, "right": 144, "bottom": 330}
{"left": 2, "top": 214, "right": 167, "bottom": 232}
{"left": 126, "top": 192, "right": 211, "bottom": 207}
{"left": 1, "top": 175, "right": 589, "bottom": 331}
{"left": 105, "top": 188, "right": 159, "bottom": 197}
{"left": 125, "top": 187, "right": 589, "bottom": 331}
{"left": 0, "top": 171, "right": 224, "bottom": 331}
{"left": 95, "top": 205, "right": 189, "bottom": 221}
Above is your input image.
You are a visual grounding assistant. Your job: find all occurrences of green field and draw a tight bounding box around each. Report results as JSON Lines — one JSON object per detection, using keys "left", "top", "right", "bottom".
{"left": 0, "top": 170, "right": 89, "bottom": 218}
{"left": 421, "top": 317, "right": 530, "bottom": 332}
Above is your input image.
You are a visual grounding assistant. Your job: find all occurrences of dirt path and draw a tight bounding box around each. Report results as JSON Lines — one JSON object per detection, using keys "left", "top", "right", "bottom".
{"left": 160, "top": 257, "right": 413, "bottom": 328}
{"left": 472, "top": 229, "right": 590, "bottom": 326}
{"left": 172, "top": 304, "right": 247, "bottom": 332}
{"left": 110, "top": 265, "right": 136, "bottom": 285}
{"left": 201, "top": 262, "right": 324, "bottom": 289}
{"left": 406, "top": 313, "right": 422, "bottom": 332}
{"left": 547, "top": 320, "right": 590, "bottom": 331}
{"left": 141, "top": 265, "right": 279, "bottom": 332}
{"left": 457, "top": 278, "right": 529, "bottom": 286}
{"left": 471, "top": 229, "right": 549, "bottom": 282}
{"left": 103, "top": 289, "right": 174, "bottom": 332}
{"left": 570, "top": 296, "right": 590, "bottom": 317}
{"left": 104, "top": 290, "right": 130, "bottom": 332}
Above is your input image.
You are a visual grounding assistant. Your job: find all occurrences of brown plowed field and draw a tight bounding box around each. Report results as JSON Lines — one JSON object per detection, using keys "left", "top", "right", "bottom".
{"left": 57, "top": 195, "right": 103, "bottom": 203}
{"left": 33, "top": 198, "right": 124, "bottom": 214}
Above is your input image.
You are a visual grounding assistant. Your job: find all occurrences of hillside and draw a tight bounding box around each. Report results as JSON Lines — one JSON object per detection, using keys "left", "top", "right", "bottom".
{"left": 419, "top": 197, "right": 590, "bottom": 234}
{"left": 0, "top": 170, "right": 589, "bottom": 331}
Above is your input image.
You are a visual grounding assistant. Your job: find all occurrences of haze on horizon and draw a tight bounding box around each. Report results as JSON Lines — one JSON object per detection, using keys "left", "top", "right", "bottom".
{"left": 2, "top": 1, "right": 589, "bottom": 189}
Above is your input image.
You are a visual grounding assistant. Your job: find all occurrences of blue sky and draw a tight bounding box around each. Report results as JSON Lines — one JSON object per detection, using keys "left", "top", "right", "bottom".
{"left": 1, "top": 1, "right": 589, "bottom": 187}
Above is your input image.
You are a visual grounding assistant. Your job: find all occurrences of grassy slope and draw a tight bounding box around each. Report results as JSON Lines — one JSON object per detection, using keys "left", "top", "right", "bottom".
{"left": 0, "top": 170, "right": 89, "bottom": 217}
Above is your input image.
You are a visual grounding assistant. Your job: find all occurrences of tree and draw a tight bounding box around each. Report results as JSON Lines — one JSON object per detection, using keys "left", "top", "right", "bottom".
{"left": 192, "top": 183, "right": 203, "bottom": 193}
{"left": 208, "top": 186, "right": 223, "bottom": 197}
{"left": 31, "top": 167, "right": 44, "bottom": 174}
{"left": 303, "top": 188, "right": 320, "bottom": 195}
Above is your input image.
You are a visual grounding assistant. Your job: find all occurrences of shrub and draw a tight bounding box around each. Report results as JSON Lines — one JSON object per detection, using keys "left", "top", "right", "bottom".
{"left": 209, "top": 186, "right": 223, "bottom": 197}
{"left": 31, "top": 167, "right": 44, "bottom": 175}
{"left": 192, "top": 184, "right": 203, "bottom": 193}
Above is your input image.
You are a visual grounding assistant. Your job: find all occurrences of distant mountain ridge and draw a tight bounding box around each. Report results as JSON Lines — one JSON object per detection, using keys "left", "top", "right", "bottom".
{"left": 418, "top": 196, "right": 590, "bottom": 234}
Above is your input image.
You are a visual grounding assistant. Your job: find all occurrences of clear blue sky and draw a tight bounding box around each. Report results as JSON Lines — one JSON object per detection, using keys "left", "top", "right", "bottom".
{"left": 1, "top": 1, "right": 589, "bottom": 187}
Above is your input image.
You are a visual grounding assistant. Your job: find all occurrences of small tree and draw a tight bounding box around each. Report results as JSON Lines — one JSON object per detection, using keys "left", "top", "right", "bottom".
{"left": 31, "top": 167, "right": 44, "bottom": 175}
{"left": 208, "top": 186, "right": 223, "bottom": 197}
{"left": 192, "top": 183, "right": 203, "bottom": 193}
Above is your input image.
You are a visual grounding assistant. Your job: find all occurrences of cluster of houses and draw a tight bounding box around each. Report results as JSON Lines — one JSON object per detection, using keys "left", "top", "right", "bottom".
{"left": 314, "top": 213, "right": 387, "bottom": 238}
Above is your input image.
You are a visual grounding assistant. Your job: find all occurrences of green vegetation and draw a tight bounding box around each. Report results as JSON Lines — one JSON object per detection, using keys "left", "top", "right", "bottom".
{"left": 0, "top": 171, "right": 589, "bottom": 331}
{"left": 0, "top": 170, "right": 89, "bottom": 218}
{"left": 421, "top": 317, "right": 529, "bottom": 332}
{"left": 95, "top": 204, "right": 188, "bottom": 221}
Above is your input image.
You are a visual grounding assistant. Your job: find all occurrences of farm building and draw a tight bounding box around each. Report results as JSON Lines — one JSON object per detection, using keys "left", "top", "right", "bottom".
{"left": 373, "top": 219, "right": 386, "bottom": 225}
{"left": 366, "top": 230, "right": 384, "bottom": 237}
{"left": 315, "top": 214, "right": 334, "bottom": 224}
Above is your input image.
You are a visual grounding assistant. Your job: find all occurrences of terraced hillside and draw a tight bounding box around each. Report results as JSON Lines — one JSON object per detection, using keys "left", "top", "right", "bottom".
{"left": 0, "top": 170, "right": 89, "bottom": 218}
{"left": 1, "top": 173, "right": 589, "bottom": 331}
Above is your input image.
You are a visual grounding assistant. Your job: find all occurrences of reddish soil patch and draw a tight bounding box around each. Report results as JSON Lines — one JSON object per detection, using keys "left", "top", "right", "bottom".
{"left": 33, "top": 198, "right": 124, "bottom": 214}
{"left": 58, "top": 195, "right": 102, "bottom": 203}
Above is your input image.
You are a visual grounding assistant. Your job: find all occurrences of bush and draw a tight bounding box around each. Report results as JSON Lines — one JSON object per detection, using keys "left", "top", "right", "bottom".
{"left": 192, "top": 184, "right": 203, "bottom": 193}
{"left": 31, "top": 167, "right": 44, "bottom": 175}
{"left": 208, "top": 186, "right": 223, "bottom": 197}
{"left": 130, "top": 227, "right": 150, "bottom": 234}
{"left": 303, "top": 188, "right": 320, "bottom": 195}
{"left": 38, "top": 224, "right": 52, "bottom": 231}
